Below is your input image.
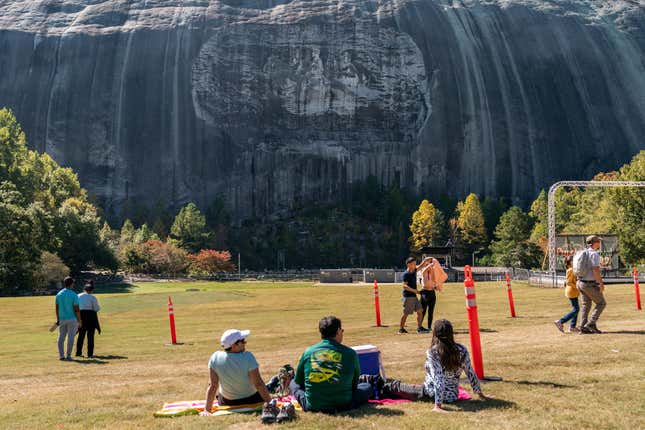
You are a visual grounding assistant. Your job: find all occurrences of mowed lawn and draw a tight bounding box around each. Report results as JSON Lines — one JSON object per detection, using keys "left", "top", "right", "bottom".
{"left": 1, "top": 280, "right": 644, "bottom": 429}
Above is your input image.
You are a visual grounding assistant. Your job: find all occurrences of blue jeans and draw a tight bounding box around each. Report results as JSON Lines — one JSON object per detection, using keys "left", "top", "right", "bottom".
{"left": 289, "top": 380, "right": 371, "bottom": 412}
{"left": 559, "top": 298, "right": 579, "bottom": 328}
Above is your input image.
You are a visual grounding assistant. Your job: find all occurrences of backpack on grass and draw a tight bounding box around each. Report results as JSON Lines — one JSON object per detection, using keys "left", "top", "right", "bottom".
{"left": 573, "top": 249, "right": 592, "bottom": 278}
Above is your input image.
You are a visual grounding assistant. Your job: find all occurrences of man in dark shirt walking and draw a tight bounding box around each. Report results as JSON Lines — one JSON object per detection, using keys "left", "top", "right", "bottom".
{"left": 400, "top": 257, "right": 430, "bottom": 334}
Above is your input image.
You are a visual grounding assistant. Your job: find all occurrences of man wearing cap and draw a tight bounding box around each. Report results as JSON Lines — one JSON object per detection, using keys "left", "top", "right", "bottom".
{"left": 55, "top": 276, "right": 81, "bottom": 360}
{"left": 577, "top": 235, "right": 607, "bottom": 334}
{"left": 200, "top": 329, "right": 272, "bottom": 415}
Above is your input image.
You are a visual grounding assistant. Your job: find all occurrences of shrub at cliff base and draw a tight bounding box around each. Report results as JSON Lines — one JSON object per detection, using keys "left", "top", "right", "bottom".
{"left": 120, "top": 240, "right": 189, "bottom": 275}
{"left": 188, "top": 249, "right": 234, "bottom": 276}
{"left": 32, "top": 252, "right": 69, "bottom": 292}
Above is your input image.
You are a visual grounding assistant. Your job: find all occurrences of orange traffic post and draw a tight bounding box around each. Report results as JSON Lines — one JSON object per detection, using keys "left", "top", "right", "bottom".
{"left": 168, "top": 296, "right": 178, "bottom": 344}
{"left": 373, "top": 280, "right": 382, "bottom": 326}
{"left": 634, "top": 267, "right": 642, "bottom": 311}
{"left": 464, "top": 265, "right": 484, "bottom": 379}
{"left": 505, "top": 272, "right": 517, "bottom": 317}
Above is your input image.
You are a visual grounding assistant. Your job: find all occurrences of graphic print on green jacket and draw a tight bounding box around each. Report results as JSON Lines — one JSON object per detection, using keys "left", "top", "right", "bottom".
{"left": 295, "top": 339, "right": 361, "bottom": 411}
{"left": 309, "top": 348, "right": 343, "bottom": 383}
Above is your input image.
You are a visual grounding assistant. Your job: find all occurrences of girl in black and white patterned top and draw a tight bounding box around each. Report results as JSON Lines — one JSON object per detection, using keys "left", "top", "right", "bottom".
{"left": 424, "top": 319, "right": 488, "bottom": 412}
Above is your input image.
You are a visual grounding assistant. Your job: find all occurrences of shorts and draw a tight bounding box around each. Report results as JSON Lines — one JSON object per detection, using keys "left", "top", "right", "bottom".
{"left": 402, "top": 296, "right": 422, "bottom": 315}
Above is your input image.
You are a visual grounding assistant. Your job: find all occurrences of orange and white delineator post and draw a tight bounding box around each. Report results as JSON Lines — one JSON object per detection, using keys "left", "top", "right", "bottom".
{"left": 373, "top": 280, "right": 382, "bottom": 326}
{"left": 168, "top": 296, "right": 178, "bottom": 344}
{"left": 634, "top": 267, "right": 642, "bottom": 311}
{"left": 464, "top": 265, "right": 484, "bottom": 379}
{"left": 505, "top": 272, "right": 517, "bottom": 318}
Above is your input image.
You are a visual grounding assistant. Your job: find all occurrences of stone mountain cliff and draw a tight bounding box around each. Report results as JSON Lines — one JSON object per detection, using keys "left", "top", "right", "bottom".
{"left": 1, "top": 0, "right": 643, "bottom": 220}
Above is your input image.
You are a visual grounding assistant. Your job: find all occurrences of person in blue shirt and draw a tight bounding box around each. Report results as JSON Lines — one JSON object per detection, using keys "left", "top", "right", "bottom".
{"left": 55, "top": 277, "right": 81, "bottom": 360}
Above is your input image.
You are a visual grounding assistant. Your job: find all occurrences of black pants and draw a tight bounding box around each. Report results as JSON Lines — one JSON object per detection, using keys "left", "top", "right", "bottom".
{"left": 77, "top": 310, "right": 99, "bottom": 357}
{"left": 217, "top": 391, "right": 264, "bottom": 406}
{"left": 420, "top": 290, "right": 437, "bottom": 329}
{"left": 76, "top": 325, "right": 95, "bottom": 357}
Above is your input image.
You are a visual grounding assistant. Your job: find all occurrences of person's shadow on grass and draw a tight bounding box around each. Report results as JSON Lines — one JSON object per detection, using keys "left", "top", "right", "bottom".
{"left": 70, "top": 355, "right": 128, "bottom": 365}
{"left": 91, "top": 355, "right": 128, "bottom": 360}
{"left": 70, "top": 358, "right": 108, "bottom": 365}
{"left": 508, "top": 379, "right": 574, "bottom": 389}
{"left": 603, "top": 330, "right": 645, "bottom": 335}
{"left": 448, "top": 397, "right": 516, "bottom": 412}
{"left": 336, "top": 404, "right": 405, "bottom": 418}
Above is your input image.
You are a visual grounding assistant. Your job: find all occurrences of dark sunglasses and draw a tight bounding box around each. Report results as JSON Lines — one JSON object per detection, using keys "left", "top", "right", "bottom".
{"left": 235, "top": 338, "right": 247, "bottom": 345}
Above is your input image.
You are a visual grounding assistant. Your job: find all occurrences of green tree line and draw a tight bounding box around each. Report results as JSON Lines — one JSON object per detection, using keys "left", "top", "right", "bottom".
{"left": 409, "top": 150, "right": 644, "bottom": 268}
{"left": 3, "top": 106, "right": 642, "bottom": 294}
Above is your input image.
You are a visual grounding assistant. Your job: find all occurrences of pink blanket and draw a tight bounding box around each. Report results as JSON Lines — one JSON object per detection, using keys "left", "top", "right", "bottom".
{"left": 457, "top": 386, "right": 472, "bottom": 400}
{"left": 368, "top": 398, "right": 411, "bottom": 405}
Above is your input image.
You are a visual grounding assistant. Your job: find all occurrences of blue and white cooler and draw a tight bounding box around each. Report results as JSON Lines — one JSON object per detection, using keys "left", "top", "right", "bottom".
{"left": 352, "top": 344, "right": 386, "bottom": 377}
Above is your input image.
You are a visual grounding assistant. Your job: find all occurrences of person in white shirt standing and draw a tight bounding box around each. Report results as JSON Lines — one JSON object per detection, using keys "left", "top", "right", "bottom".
{"left": 576, "top": 235, "right": 606, "bottom": 334}
{"left": 76, "top": 281, "right": 101, "bottom": 358}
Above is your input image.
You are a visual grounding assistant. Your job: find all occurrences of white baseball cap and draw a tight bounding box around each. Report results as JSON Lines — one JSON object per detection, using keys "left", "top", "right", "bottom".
{"left": 220, "top": 329, "right": 250, "bottom": 349}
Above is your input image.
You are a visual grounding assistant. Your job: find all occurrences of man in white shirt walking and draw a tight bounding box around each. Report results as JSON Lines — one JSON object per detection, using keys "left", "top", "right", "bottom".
{"left": 577, "top": 235, "right": 606, "bottom": 334}
{"left": 76, "top": 281, "right": 101, "bottom": 358}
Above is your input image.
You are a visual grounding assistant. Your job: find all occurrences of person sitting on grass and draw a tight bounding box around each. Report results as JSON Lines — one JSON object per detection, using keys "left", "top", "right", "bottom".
{"left": 360, "top": 319, "right": 490, "bottom": 411}
{"left": 288, "top": 316, "right": 372, "bottom": 413}
{"left": 200, "top": 329, "right": 272, "bottom": 416}
{"left": 425, "top": 319, "right": 488, "bottom": 412}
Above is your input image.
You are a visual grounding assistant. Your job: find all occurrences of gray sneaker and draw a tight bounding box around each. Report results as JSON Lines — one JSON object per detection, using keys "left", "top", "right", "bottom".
{"left": 417, "top": 327, "right": 430, "bottom": 334}
{"left": 554, "top": 321, "right": 564, "bottom": 333}
{"left": 261, "top": 400, "right": 279, "bottom": 424}
{"left": 586, "top": 323, "right": 602, "bottom": 334}
{"left": 276, "top": 402, "right": 296, "bottom": 423}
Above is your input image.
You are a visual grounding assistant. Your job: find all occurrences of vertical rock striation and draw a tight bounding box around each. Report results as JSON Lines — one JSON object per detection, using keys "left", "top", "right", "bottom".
{"left": 0, "top": 0, "right": 643, "bottom": 219}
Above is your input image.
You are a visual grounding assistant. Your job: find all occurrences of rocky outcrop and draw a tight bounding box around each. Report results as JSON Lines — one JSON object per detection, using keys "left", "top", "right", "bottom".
{"left": 0, "top": 0, "right": 643, "bottom": 220}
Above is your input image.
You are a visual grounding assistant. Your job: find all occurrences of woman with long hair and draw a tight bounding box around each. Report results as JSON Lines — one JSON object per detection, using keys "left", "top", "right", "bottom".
{"left": 424, "top": 319, "right": 488, "bottom": 412}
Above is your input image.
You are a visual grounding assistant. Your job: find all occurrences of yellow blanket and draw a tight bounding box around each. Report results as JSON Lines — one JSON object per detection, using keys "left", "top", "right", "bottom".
{"left": 154, "top": 399, "right": 300, "bottom": 418}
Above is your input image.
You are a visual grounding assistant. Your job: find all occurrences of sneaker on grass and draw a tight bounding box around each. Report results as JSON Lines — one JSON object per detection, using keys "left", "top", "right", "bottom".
{"left": 417, "top": 326, "right": 430, "bottom": 334}
{"left": 554, "top": 321, "right": 564, "bottom": 333}
{"left": 398, "top": 328, "right": 408, "bottom": 334}
{"left": 276, "top": 402, "right": 296, "bottom": 423}
{"left": 261, "top": 399, "right": 279, "bottom": 424}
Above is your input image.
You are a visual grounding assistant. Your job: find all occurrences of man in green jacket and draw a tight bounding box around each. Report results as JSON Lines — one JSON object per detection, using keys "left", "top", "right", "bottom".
{"left": 289, "top": 316, "right": 371, "bottom": 412}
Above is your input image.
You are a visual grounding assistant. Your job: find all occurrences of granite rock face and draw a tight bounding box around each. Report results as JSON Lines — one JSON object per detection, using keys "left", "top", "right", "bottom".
{"left": 0, "top": 0, "right": 643, "bottom": 220}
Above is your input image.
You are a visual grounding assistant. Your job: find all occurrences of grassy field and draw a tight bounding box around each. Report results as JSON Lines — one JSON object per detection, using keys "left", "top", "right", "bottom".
{"left": 1, "top": 280, "right": 643, "bottom": 429}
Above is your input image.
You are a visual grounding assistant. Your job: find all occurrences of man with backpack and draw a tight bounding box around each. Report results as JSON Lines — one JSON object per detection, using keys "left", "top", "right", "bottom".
{"left": 574, "top": 235, "right": 606, "bottom": 334}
